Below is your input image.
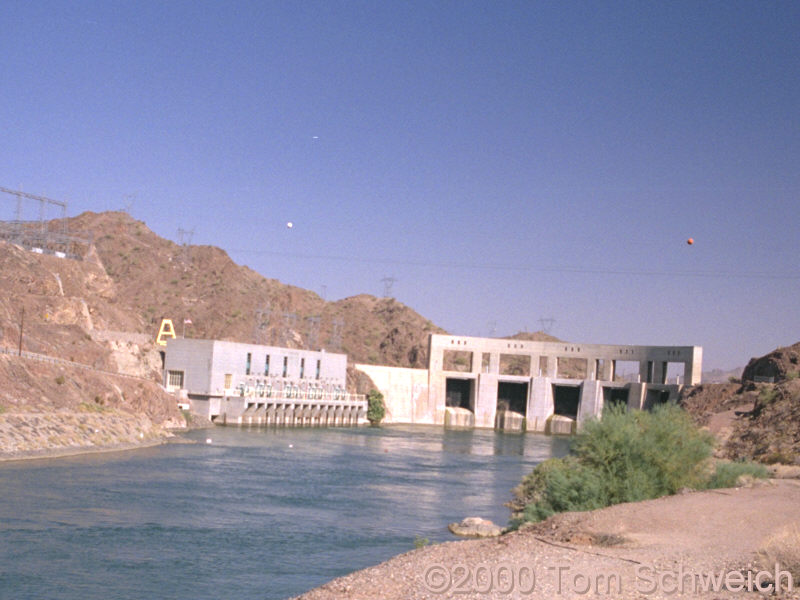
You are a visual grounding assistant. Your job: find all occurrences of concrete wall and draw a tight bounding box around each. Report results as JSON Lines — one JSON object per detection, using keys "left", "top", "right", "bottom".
{"left": 354, "top": 364, "right": 432, "bottom": 424}
{"left": 163, "top": 338, "right": 215, "bottom": 394}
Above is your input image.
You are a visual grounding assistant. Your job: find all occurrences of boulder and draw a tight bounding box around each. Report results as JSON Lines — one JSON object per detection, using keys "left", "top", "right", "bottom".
{"left": 448, "top": 517, "right": 503, "bottom": 538}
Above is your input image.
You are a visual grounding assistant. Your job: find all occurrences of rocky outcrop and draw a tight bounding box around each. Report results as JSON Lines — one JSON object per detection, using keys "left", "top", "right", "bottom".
{"left": 726, "top": 379, "right": 800, "bottom": 464}
{"left": 742, "top": 342, "right": 800, "bottom": 383}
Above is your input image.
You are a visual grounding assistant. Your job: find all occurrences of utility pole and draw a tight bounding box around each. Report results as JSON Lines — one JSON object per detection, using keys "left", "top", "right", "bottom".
{"left": 18, "top": 307, "right": 24, "bottom": 356}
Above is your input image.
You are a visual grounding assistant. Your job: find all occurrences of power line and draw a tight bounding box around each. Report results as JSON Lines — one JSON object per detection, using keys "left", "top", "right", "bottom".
{"left": 225, "top": 248, "right": 800, "bottom": 281}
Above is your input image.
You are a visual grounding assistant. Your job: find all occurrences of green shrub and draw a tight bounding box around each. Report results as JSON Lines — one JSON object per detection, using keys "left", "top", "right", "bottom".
{"left": 413, "top": 535, "right": 430, "bottom": 549}
{"left": 367, "top": 389, "right": 386, "bottom": 425}
{"left": 514, "top": 456, "right": 607, "bottom": 524}
{"left": 55, "top": 375, "right": 65, "bottom": 385}
{"left": 510, "top": 404, "right": 715, "bottom": 526}
{"left": 572, "top": 404, "right": 713, "bottom": 500}
{"left": 78, "top": 401, "right": 108, "bottom": 413}
{"left": 758, "top": 386, "right": 779, "bottom": 405}
{"left": 707, "top": 461, "right": 768, "bottom": 488}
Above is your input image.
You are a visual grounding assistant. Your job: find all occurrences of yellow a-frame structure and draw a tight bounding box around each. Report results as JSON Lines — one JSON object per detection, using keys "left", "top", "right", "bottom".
{"left": 156, "top": 318, "right": 177, "bottom": 346}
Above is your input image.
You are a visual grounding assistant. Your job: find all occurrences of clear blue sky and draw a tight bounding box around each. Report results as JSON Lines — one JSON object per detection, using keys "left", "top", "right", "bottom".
{"left": 2, "top": 1, "right": 798, "bottom": 371}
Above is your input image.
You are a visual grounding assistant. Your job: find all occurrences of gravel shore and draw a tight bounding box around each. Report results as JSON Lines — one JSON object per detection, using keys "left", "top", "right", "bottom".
{"left": 294, "top": 480, "right": 800, "bottom": 600}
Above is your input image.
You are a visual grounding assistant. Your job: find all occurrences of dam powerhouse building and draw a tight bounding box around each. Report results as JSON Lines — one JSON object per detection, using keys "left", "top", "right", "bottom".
{"left": 163, "top": 339, "right": 366, "bottom": 426}
{"left": 165, "top": 334, "right": 701, "bottom": 433}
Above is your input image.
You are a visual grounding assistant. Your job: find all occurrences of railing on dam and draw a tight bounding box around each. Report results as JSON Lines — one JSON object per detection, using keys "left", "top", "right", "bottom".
{"left": 218, "top": 395, "right": 367, "bottom": 428}
{"left": 233, "top": 382, "right": 364, "bottom": 405}
{"left": 257, "top": 392, "right": 366, "bottom": 404}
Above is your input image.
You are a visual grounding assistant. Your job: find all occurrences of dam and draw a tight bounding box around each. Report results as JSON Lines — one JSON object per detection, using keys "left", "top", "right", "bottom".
{"left": 357, "top": 334, "right": 702, "bottom": 434}
{"left": 164, "top": 334, "right": 701, "bottom": 434}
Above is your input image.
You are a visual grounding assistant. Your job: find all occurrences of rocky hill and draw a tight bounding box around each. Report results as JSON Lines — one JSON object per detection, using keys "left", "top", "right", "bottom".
{"left": 0, "top": 210, "right": 447, "bottom": 424}
{"left": 0, "top": 210, "right": 451, "bottom": 458}
{"left": 681, "top": 342, "right": 800, "bottom": 466}
{"left": 67, "top": 211, "right": 444, "bottom": 368}
{"left": 741, "top": 341, "right": 800, "bottom": 383}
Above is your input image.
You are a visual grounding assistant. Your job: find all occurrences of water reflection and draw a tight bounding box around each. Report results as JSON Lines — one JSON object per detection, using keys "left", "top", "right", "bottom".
{"left": 0, "top": 425, "right": 566, "bottom": 600}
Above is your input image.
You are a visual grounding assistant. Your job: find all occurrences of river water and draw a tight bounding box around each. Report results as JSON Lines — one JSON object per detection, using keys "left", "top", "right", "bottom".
{"left": 0, "top": 425, "right": 568, "bottom": 600}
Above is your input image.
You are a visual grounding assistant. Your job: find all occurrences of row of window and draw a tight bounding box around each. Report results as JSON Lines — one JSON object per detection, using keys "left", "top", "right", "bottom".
{"left": 245, "top": 353, "right": 322, "bottom": 379}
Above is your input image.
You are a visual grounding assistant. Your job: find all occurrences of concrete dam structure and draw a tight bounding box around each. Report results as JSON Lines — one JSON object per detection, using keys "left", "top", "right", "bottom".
{"left": 163, "top": 339, "right": 366, "bottom": 427}
{"left": 211, "top": 392, "right": 365, "bottom": 428}
{"left": 357, "top": 334, "right": 702, "bottom": 434}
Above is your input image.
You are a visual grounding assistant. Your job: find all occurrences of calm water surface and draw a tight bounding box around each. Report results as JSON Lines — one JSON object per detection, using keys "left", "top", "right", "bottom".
{"left": 0, "top": 425, "right": 569, "bottom": 599}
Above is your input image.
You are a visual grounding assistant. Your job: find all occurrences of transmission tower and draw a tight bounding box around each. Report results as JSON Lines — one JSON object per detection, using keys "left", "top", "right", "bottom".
{"left": 121, "top": 193, "right": 136, "bottom": 214}
{"left": 488, "top": 320, "right": 497, "bottom": 337}
{"left": 305, "top": 315, "right": 321, "bottom": 350}
{"left": 0, "top": 186, "right": 70, "bottom": 252}
{"left": 176, "top": 227, "right": 194, "bottom": 266}
{"left": 252, "top": 304, "right": 271, "bottom": 345}
{"left": 281, "top": 311, "right": 297, "bottom": 346}
{"left": 381, "top": 275, "right": 397, "bottom": 298}
{"left": 538, "top": 317, "right": 556, "bottom": 335}
{"left": 329, "top": 318, "right": 344, "bottom": 351}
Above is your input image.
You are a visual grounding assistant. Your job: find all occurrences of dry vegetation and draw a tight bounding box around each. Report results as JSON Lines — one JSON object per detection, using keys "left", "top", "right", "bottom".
{"left": 758, "top": 524, "right": 800, "bottom": 583}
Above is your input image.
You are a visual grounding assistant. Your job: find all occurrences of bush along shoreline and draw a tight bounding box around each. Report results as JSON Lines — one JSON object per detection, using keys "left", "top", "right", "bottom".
{"left": 507, "top": 404, "right": 768, "bottom": 527}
